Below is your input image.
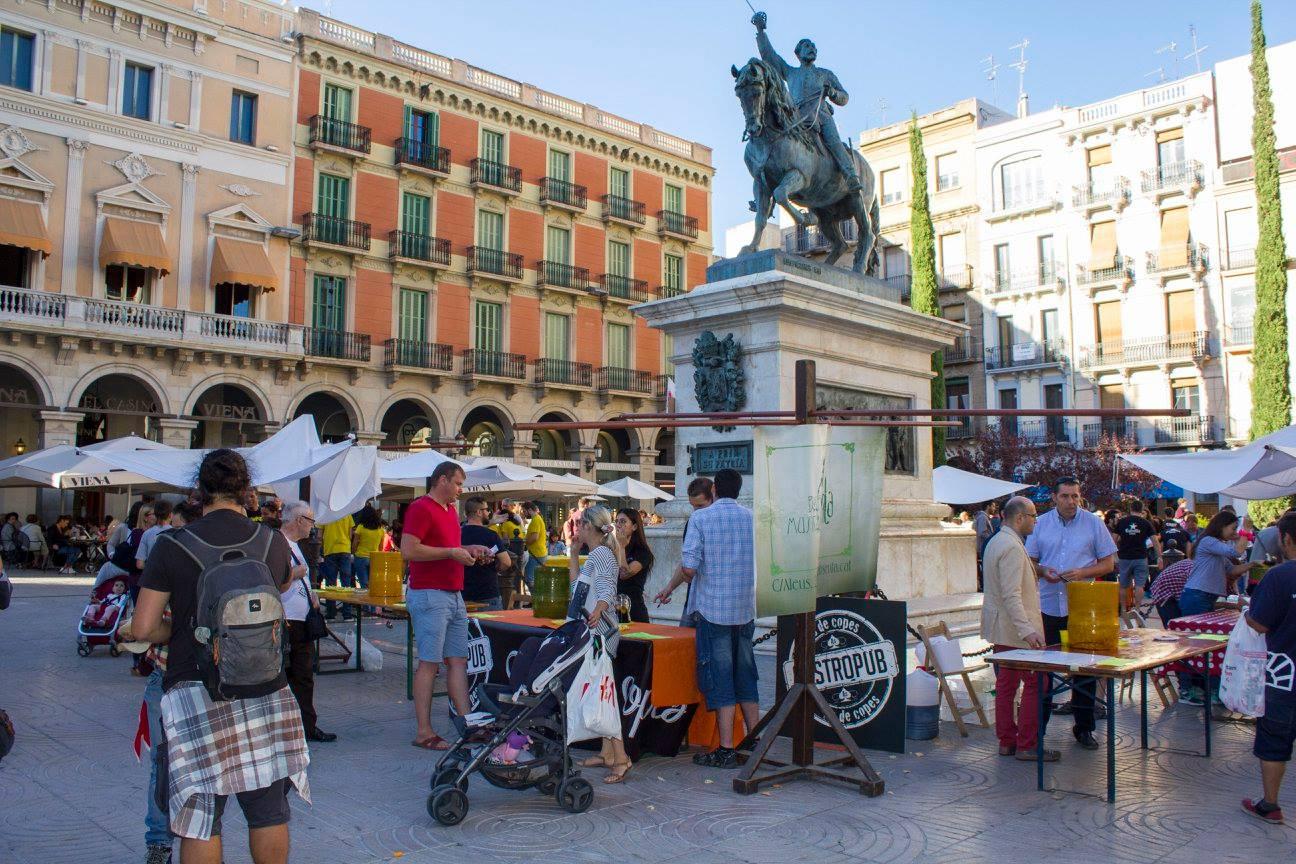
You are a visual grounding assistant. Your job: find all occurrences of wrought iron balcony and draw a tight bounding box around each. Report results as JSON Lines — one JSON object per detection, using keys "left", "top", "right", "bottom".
{"left": 384, "top": 338, "right": 453, "bottom": 371}
{"left": 462, "top": 348, "right": 525, "bottom": 379}
{"left": 943, "top": 334, "right": 976, "bottom": 364}
{"left": 1072, "top": 177, "right": 1130, "bottom": 211}
{"left": 389, "top": 231, "right": 450, "bottom": 266}
{"left": 304, "top": 327, "right": 370, "bottom": 362}
{"left": 787, "top": 221, "right": 858, "bottom": 254}
{"left": 303, "top": 214, "right": 371, "bottom": 251}
{"left": 985, "top": 339, "right": 1068, "bottom": 371}
{"left": 1226, "top": 322, "right": 1254, "bottom": 346}
{"left": 599, "top": 274, "right": 649, "bottom": 303}
{"left": 308, "top": 115, "right": 372, "bottom": 155}
{"left": 470, "top": 158, "right": 522, "bottom": 193}
{"left": 998, "top": 418, "right": 1074, "bottom": 445}
{"left": 601, "top": 194, "right": 646, "bottom": 226}
{"left": 657, "top": 210, "right": 698, "bottom": 240}
{"left": 884, "top": 273, "right": 912, "bottom": 297}
{"left": 658, "top": 284, "right": 684, "bottom": 298}
{"left": 537, "top": 260, "right": 589, "bottom": 291}
{"left": 1140, "top": 159, "right": 1204, "bottom": 195}
{"left": 467, "top": 246, "right": 524, "bottom": 281}
{"left": 1076, "top": 254, "right": 1134, "bottom": 288}
{"left": 1151, "top": 415, "right": 1215, "bottom": 446}
{"left": 1081, "top": 420, "right": 1136, "bottom": 448}
{"left": 1224, "top": 247, "right": 1256, "bottom": 271}
{"left": 395, "top": 138, "right": 450, "bottom": 175}
{"left": 597, "top": 366, "right": 654, "bottom": 395}
{"left": 535, "top": 358, "right": 593, "bottom": 387}
{"left": 1146, "top": 244, "right": 1208, "bottom": 275}
{"left": 539, "top": 177, "right": 588, "bottom": 211}
{"left": 937, "top": 269, "right": 974, "bottom": 291}
{"left": 1079, "top": 330, "right": 1212, "bottom": 369}
{"left": 945, "top": 416, "right": 981, "bottom": 441}
{"left": 985, "top": 266, "right": 1062, "bottom": 296}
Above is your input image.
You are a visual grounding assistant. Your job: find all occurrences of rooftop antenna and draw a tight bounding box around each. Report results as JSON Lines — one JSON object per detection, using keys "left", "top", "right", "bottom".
{"left": 1183, "top": 24, "right": 1208, "bottom": 73}
{"left": 981, "top": 54, "right": 1001, "bottom": 106}
{"left": 1009, "top": 38, "right": 1029, "bottom": 117}
{"left": 1145, "top": 66, "right": 1166, "bottom": 83}
{"left": 877, "top": 97, "right": 889, "bottom": 126}
{"left": 1154, "top": 41, "right": 1178, "bottom": 80}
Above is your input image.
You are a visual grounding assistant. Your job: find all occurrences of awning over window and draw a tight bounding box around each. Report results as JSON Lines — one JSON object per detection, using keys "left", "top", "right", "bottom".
{"left": 1159, "top": 206, "right": 1190, "bottom": 268}
{"left": 211, "top": 237, "right": 278, "bottom": 293}
{"left": 1155, "top": 127, "right": 1184, "bottom": 144}
{"left": 100, "top": 218, "right": 171, "bottom": 274}
{"left": 0, "top": 198, "right": 52, "bottom": 258}
{"left": 1089, "top": 220, "right": 1117, "bottom": 269}
{"left": 1086, "top": 145, "right": 1112, "bottom": 168}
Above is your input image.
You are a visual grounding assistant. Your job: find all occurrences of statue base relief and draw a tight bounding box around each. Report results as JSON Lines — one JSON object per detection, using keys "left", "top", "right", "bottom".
{"left": 636, "top": 251, "right": 982, "bottom": 640}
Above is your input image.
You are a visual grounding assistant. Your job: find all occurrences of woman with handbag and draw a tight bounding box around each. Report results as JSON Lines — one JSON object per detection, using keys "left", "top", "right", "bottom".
{"left": 567, "top": 506, "right": 631, "bottom": 784}
{"left": 280, "top": 501, "right": 336, "bottom": 743}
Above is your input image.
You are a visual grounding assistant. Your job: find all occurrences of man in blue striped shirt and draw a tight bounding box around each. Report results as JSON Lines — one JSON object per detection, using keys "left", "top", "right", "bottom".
{"left": 656, "top": 468, "right": 757, "bottom": 768}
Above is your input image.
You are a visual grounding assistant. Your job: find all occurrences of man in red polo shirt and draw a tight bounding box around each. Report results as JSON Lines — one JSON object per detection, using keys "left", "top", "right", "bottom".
{"left": 401, "top": 461, "right": 491, "bottom": 750}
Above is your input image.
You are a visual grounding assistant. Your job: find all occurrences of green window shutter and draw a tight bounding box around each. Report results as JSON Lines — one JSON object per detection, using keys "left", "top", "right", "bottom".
{"left": 477, "top": 210, "right": 504, "bottom": 251}
{"left": 607, "top": 323, "right": 630, "bottom": 368}
{"left": 608, "top": 241, "right": 630, "bottom": 277}
{"left": 398, "top": 288, "right": 427, "bottom": 342}
{"left": 316, "top": 174, "right": 350, "bottom": 219}
{"left": 664, "top": 254, "right": 683, "bottom": 290}
{"left": 610, "top": 167, "right": 630, "bottom": 199}
{"left": 403, "top": 108, "right": 439, "bottom": 148}
{"left": 402, "top": 193, "right": 431, "bottom": 235}
{"left": 474, "top": 300, "right": 502, "bottom": 352}
{"left": 663, "top": 333, "right": 675, "bottom": 375}
{"left": 664, "top": 184, "right": 683, "bottom": 214}
{"left": 548, "top": 150, "right": 570, "bottom": 182}
{"left": 323, "top": 83, "right": 352, "bottom": 121}
{"left": 312, "top": 275, "right": 346, "bottom": 331}
{"left": 544, "top": 312, "right": 570, "bottom": 361}
{"left": 481, "top": 129, "right": 504, "bottom": 164}
{"left": 546, "top": 225, "right": 571, "bottom": 264}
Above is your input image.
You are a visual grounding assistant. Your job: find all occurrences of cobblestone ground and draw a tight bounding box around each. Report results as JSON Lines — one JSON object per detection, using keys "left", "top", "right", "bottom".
{"left": 2, "top": 571, "right": 1292, "bottom": 863}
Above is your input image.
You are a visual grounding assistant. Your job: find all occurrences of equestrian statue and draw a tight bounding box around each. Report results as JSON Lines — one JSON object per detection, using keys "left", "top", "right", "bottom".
{"left": 734, "top": 10, "right": 879, "bottom": 275}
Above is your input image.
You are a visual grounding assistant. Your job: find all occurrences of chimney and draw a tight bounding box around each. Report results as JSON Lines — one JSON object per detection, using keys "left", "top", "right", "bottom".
{"left": 1017, "top": 91, "right": 1029, "bottom": 119}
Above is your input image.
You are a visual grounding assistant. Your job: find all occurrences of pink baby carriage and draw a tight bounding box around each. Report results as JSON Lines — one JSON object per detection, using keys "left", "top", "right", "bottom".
{"left": 76, "top": 579, "right": 131, "bottom": 657}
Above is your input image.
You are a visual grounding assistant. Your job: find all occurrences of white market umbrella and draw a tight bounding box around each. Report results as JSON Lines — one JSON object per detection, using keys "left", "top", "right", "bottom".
{"left": 306, "top": 445, "right": 382, "bottom": 523}
{"left": 379, "top": 448, "right": 465, "bottom": 484}
{"left": 461, "top": 459, "right": 599, "bottom": 498}
{"left": 932, "top": 465, "right": 1032, "bottom": 506}
{"left": 0, "top": 436, "right": 176, "bottom": 489}
{"left": 596, "top": 476, "right": 674, "bottom": 501}
{"left": 1119, "top": 423, "right": 1296, "bottom": 498}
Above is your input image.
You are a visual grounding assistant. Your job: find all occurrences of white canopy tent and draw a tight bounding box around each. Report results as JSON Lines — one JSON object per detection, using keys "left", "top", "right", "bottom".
{"left": 1119, "top": 424, "right": 1296, "bottom": 498}
{"left": 932, "top": 465, "right": 1033, "bottom": 506}
{"left": 380, "top": 452, "right": 599, "bottom": 499}
{"left": 596, "top": 476, "right": 675, "bottom": 502}
{"left": 0, "top": 436, "right": 177, "bottom": 489}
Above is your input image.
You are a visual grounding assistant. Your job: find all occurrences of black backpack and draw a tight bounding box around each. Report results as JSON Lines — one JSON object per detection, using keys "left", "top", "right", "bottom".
{"left": 111, "top": 529, "right": 142, "bottom": 571}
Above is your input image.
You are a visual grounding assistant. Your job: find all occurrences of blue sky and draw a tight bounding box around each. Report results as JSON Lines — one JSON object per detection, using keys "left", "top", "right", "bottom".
{"left": 319, "top": 0, "right": 1296, "bottom": 245}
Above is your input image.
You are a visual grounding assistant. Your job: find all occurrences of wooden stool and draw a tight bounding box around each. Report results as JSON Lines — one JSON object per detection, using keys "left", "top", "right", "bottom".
{"left": 917, "top": 622, "right": 990, "bottom": 737}
{"left": 1119, "top": 611, "right": 1177, "bottom": 708}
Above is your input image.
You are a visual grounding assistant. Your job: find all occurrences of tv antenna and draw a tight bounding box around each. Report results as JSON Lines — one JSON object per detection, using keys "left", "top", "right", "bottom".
{"left": 1145, "top": 67, "right": 1166, "bottom": 83}
{"left": 1183, "top": 24, "right": 1208, "bottom": 73}
{"left": 1008, "top": 38, "right": 1029, "bottom": 98}
{"left": 876, "top": 96, "right": 889, "bottom": 126}
{"left": 1154, "top": 40, "right": 1178, "bottom": 80}
{"left": 982, "top": 54, "right": 1001, "bottom": 105}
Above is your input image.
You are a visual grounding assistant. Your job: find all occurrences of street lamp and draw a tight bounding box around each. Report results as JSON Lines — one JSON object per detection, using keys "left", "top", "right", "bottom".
{"left": 12, "top": 437, "right": 25, "bottom": 455}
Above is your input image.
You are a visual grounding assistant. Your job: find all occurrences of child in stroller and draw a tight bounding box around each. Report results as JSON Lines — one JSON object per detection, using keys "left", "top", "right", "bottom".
{"left": 426, "top": 619, "right": 599, "bottom": 826}
{"left": 76, "top": 578, "right": 131, "bottom": 657}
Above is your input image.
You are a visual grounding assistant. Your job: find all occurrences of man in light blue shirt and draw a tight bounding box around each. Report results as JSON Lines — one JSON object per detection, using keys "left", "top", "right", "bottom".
{"left": 1025, "top": 476, "right": 1117, "bottom": 750}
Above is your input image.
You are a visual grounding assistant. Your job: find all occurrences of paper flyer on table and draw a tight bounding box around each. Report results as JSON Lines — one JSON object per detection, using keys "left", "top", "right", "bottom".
{"left": 988, "top": 649, "right": 1109, "bottom": 668}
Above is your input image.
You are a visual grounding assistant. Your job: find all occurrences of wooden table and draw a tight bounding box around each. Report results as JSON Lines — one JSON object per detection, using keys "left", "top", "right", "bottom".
{"left": 1167, "top": 610, "right": 1239, "bottom": 676}
{"left": 987, "top": 628, "right": 1226, "bottom": 802}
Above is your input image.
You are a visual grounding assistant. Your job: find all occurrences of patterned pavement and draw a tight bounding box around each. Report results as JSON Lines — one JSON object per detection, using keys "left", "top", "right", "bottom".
{"left": 2, "top": 570, "right": 1293, "bottom": 864}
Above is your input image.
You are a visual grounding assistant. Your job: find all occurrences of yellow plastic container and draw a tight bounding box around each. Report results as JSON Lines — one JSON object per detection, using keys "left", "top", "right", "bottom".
{"left": 1067, "top": 581, "right": 1119, "bottom": 652}
{"left": 368, "top": 551, "right": 405, "bottom": 602}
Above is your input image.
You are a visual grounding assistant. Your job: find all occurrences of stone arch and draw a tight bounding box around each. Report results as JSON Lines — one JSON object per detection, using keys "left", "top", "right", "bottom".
{"left": 377, "top": 392, "right": 445, "bottom": 448}
{"left": 286, "top": 384, "right": 363, "bottom": 442}
{"left": 186, "top": 376, "right": 273, "bottom": 448}
{"left": 529, "top": 406, "right": 579, "bottom": 463}
{"left": 456, "top": 400, "right": 515, "bottom": 458}
{"left": 183, "top": 373, "right": 273, "bottom": 421}
{"left": 0, "top": 351, "right": 53, "bottom": 405}
{"left": 68, "top": 364, "right": 171, "bottom": 415}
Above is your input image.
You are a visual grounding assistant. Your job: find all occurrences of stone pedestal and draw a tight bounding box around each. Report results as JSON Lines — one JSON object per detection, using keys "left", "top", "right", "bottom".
{"left": 635, "top": 251, "right": 980, "bottom": 635}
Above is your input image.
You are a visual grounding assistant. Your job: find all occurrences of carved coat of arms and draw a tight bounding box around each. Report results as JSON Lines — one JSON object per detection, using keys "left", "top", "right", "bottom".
{"left": 692, "top": 332, "right": 745, "bottom": 429}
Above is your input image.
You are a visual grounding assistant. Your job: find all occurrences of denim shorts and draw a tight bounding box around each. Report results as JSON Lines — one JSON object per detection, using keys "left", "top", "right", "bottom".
{"left": 694, "top": 614, "right": 758, "bottom": 711}
{"left": 406, "top": 588, "right": 469, "bottom": 664}
{"left": 1117, "top": 558, "right": 1150, "bottom": 589}
{"left": 1254, "top": 698, "right": 1296, "bottom": 762}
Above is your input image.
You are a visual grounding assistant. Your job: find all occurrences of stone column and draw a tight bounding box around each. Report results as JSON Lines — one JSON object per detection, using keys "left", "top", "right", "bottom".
{"left": 39, "top": 410, "right": 84, "bottom": 448}
{"left": 572, "top": 444, "right": 598, "bottom": 481}
{"left": 60, "top": 140, "right": 88, "bottom": 294}
{"left": 157, "top": 418, "right": 199, "bottom": 449}
{"left": 352, "top": 431, "right": 386, "bottom": 447}
{"left": 177, "top": 163, "right": 199, "bottom": 310}
{"left": 628, "top": 447, "right": 659, "bottom": 484}
{"left": 506, "top": 432, "right": 534, "bottom": 467}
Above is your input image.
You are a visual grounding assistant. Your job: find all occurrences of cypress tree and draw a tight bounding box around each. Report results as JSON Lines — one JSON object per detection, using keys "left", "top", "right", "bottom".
{"left": 908, "top": 115, "right": 946, "bottom": 465}
{"left": 1247, "top": 0, "right": 1293, "bottom": 525}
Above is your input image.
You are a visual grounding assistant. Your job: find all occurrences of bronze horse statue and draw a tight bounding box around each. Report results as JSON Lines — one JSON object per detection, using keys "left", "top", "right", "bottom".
{"left": 732, "top": 58, "right": 879, "bottom": 275}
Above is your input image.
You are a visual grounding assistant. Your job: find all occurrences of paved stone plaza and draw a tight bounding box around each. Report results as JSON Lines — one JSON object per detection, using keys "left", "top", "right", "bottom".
{"left": 2, "top": 572, "right": 1292, "bottom": 863}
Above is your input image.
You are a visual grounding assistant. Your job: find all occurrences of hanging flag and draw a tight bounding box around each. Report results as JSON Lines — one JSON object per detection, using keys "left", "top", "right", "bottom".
{"left": 132, "top": 700, "right": 150, "bottom": 761}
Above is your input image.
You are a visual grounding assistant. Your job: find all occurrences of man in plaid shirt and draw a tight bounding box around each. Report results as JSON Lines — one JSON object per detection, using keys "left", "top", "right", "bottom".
{"left": 656, "top": 468, "right": 758, "bottom": 768}
{"left": 1150, "top": 551, "right": 1192, "bottom": 625}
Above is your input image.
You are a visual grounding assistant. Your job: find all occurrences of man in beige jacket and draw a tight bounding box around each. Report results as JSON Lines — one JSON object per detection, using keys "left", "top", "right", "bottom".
{"left": 981, "top": 496, "right": 1058, "bottom": 762}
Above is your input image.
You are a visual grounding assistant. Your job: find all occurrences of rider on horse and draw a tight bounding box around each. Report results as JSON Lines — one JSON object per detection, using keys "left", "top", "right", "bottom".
{"left": 752, "top": 10, "right": 862, "bottom": 193}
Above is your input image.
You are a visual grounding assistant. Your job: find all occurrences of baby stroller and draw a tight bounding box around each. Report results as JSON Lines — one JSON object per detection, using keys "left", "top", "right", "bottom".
{"left": 76, "top": 580, "right": 131, "bottom": 657}
{"left": 427, "top": 620, "right": 598, "bottom": 826}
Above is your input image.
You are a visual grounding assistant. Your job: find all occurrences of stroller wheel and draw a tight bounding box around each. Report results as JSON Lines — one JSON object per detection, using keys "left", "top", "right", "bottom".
{"left": 427, "top": 784, "right": 469, "bottom": 826}
{"left": 556, "top": 777, "right": 593, "bottom": 814}
{"left": 76, "top": 639, "right": 91, "bottom": 657}
{"left": 431, "top": 766, "right": 468, "bottom": 792}
{"left": 537, "top": 776, "right": 559, "bottom": 795}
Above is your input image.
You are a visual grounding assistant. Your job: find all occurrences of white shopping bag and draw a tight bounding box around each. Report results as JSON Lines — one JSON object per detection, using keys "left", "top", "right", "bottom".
{"left": 566, "top": 643, "right": 621, "bottom": 742}
{"left": 1219, "top": 615, "right": 1267, "bottom": 718}
{"left": 337, "top": 631, "right": 383, "bottom": 672}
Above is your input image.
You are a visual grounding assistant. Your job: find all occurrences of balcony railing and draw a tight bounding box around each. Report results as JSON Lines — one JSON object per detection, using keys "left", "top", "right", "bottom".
{"left": 389, "top": 231, "right": 451, "bottom": 266}
{"left": 470, "top": 158, "right": 522, "bottom": 193}
{"left": 1, "top": 284, "right": 66, "bottom": 321}
{"left": 1000, "top": 418, "right": 1074, "bottom": 445}
{"left": 85, "top": 297, "right": 185, "bottom": 335}
{"left": 1081, "top": 420, "right": 1136, "bottom": 448}
{"left": 994, "top": 186, "right": 1056, "bottom": 215}
{"left": 535, "top": 358, "right": 592, "bottom": 387}
{"left": 601, "top": 194, "right": 646, "bottom": 225}
{"left": 1226, "top": 322, "right": 1254, "bottom": 346}
{"left": 1072, "top": 177, "right": 1130, "bottom": 210}
{"left": 986, "top": 266, "right": 1062, "bottom": 296}
{"left": 384, "top": 338, "right": 452, "bottom": 371}
{"left": 985, "top": 339, "right": 1067, "bottom": 370}
{"left": 884, "top": 273, "right": 912, "bottom": 296}
{"left": 304, "top": 214, "right": 371, "bottom": 251}
{"left": 945, "top": 416, "right": 977, "bottom": 440}
{"left": 937, "top": 270, "right": 974, "bottom": 291}
{"left": 657, "top": 210, "right": 698, "bottom": 240}
{"left": 1140, "top": 159, "right": 1204, "bottom": 195}
{"left": 538, "top": 260, "right": 589, "bottom": 290}
{"left": 1077, "top": 255, "right": 1134, "bottom": 287}
{"left": 1224, "top": 247, "right": 1256, "bottom": 270}
{"left": 788, "top": 221, "right": 859, "bottom": 254}
{"left": 1146, "top": 244, "right": 1208, "bottom": 274}
{"left": 1080, "top": 416, "right": 1215, "bottom": 448}
{"left": 1152, "top": 415, "right": 1214, "bottom": 446}
{"left": 394, "top": 138, "right": 451, "bottom": 174}
{"left": 597, "top": 366, "right": 654, "bottom": 395}
{"left": 658, "top": 284, "right": 684, "bottom": 298}
{"left": 467, "top": 246, "right": 524, "bottom": 281}
{"left": 599, "top": 273, "right": 649, "bottom": 303}
{"left": 304, "top": 327, "right": 370, "bottom": 362}
{"left": 308, "top": 115, "right": 372, "bottom": 154}
{"left": 539, "top": 177, "right": 588, "bottom": 210}
{"left": 463, "top": 348, "right": 525, "bottom": 379}
{"left": 1079, "top": 330, "right": 1212, "bottom": 368}
{"left": 197, "top": 315, "right": 292, "bottom": 349}
{"left": 943, "top": 334, "right": 975, "bottom": 363}
{"left": 655, "top": 374, "right": 671, "bottom": 401}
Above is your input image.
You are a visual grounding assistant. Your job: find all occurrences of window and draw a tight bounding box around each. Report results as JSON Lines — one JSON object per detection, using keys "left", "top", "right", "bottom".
{"left": 0, "top": 28, "right": 34, "bottom": 92}
{"left": 315, "top": 174, "right": 350, "bottom": 244}
{"left": 1172, "top": 380, "right": 1201, "bottom": 413}
{"left": 548, "top": 150, "right": 571, "bottom": 182}
{"left": 0, "top": 244, "right": 29, "bottom": 288}
{"left": 404, "top": 107, "right": 439, "bottom": 148}
{"left": 398, "top": 288, "right": 427, "bottom": 343}
{"left": 323, "top": 83, "right": 352, "bottom": 121}
{"left": 122, "top": 63, "right": 153, "bottom": 120}
{"left": 229, "top": 91, "right": 257, "bottom": 145}
{"left": 401, "top": 192, "right": 431, "bottom": 236}
{"left": 1086, "top": 145, "right": 1113, "bottom": 189}
{"left": 1044, "top": 383, "right": 1065, "bottom": 439}
{"left": 474, "top": 300, "right": 502, "bottom": 353}
{"left": 664, "top": 253, "right": 684, "bottom": 292}
{"left": 477, "top": 210, "right": 504, "bottom": 251}
{"left": 106, "top": 264, "right": 151, "bottom": 304}
{"left": 608, "top": 240, "right": 630, "bottom": 277}
{"left": 1037, "top": 235, "right": 1054, "bottom": 281}
{"left": 947, "top": 378, "right": 970, "bottom": 436}
{"left": 1156, "top": 128, "right": 1184, "bottom": 169}
{"left": 1088, "top": 220, "right": 1117, "bottom": 269}
{"left": 935, "top": 154, "right": 958, "bottom": 191}
{"left": 1095, "top": 300, "right": 1122, "bottom": 348}
{"left": 312, "top": 274, "right": 346, "bottom": 331}
{"left": 610, "top": 167, "right": 630, "bottom": 199}
{"left": 607, "top": 322, "right": 631, "bottom": 368}
{"left": 938, "top": 232, "right": 964, "bottom": 281}
{"left": 1041, "top": 308, "right": 1059, "bottom": 346}
{"left": 1166, "top": 290, "right": 1195, "bottom": 336}
{"left": 544, "top": 312, "right": 571, "bottom": 361}
{"left": 664, "top": 184, "right": 683, "bottom": 214}
{"left": 480, "top": 128, "right": 504, "bottom": 164}
{"left": 998, "top": 388, "right": 1019, "bottom": 435}
{"left": 997, "top": 315, "right": 1017, "bottom": 351}
{"left": 881, "top": 168, "right": 902, "bottom": 205}
{"left": 1158, "top": 206, "right": 1191, "bottom": 268}
{"left": 993, "top": 243, "right": 1010, "bottom": 288}
{"left": 1225, "top": 208, "right": 1256, "bottom": 261}
{"left": 883, "top": 245, "right": 908, "bottom": 278}
{"left": 546, "top": 225, "right": 571, "bottom": 265}
{"left": 999, "top": 156, "right": 1042, "bottom": 209}
{"left": 215, "top": 283, "right": 253, "bottom": 318}
{"left": 1230, "top": 284, "right": 1255, "bottom": 327}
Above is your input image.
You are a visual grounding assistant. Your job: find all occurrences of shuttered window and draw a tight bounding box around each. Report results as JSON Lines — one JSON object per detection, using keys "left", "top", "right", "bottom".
{"left": 480, "top": 128, "right": 504, "bottom": 163}
{"left": 323, "top": 83, "right": 352, "bottom": 121}
{"left": 664, "top": 184, "right": 683, "bottom": 214}
{"left": 474, "top": 300, "right": 502, "bottom": 352}
{"left": 546, "top": 225, "right": 571, "bottom": 264}
{"left": 607, "top": 323, "right": 630, "bottom": 368}
{"left": 1166, "top": 291, "right": 1195, "bottom": 335}
{"left": 664, "top": 254, "right": 683, "bottom": 291}
{"left": 402, "top": 193, "right": 431, "bottom": 236}
{"left": 1096, "top": 301, "right": 1122, "bottom": 347}
{"left": 398, "top": 288, "right": 427, "bottom": 342}
{"left": 312, "top": 275, "right": 346, "bottom": 332}
{"left": 1089, "top": 221, "right": 1117, "bottom": 269}
{"left": 610, "top": 167, "right": 630, "bottom": 199}
{"left": 316, "top": 174, "right": 350, "bottom": 219}
{"left": 544, "top": 312, "right": 570, "bottom": 361}
{"left": 548, "top": 150, "right": 570, "bottom": 182}
{"left": 608, "top": 240, "right": 630, "bottom": 277}
{"left": 477, "top": 210, "right": 504, "bottom": 251}
{"left": 1159, "top": 206, "right": 1190, "bottom": 268}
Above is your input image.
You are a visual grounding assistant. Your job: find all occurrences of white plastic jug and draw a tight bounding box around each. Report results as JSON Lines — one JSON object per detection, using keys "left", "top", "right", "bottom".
{"left": 907, "top": 669, "right": 939, "bottom": 706}
{"left": 916, "top": 635, "right": 965, "bottom": 674}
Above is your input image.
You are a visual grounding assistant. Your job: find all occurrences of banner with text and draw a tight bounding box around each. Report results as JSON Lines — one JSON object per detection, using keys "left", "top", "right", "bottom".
{"left": 752, "top": 424, "right": 885, "bottom": 617}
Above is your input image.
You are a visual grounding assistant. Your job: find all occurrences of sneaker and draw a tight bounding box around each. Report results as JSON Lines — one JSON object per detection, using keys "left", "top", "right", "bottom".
{"left": 1242, "top": 798, "right": 1284, "bottom": 824}
{"left": 692, "top": 746, "right": 739, "bottom": 769}
{"left": 1015, "top": 748, "right": 1061, "bottom": 762}
{"left": 1180, "top": 689, "right": 1205, "bottom": 706}
{"left": 144, "top": 844, "right": 172, "bottom": 864}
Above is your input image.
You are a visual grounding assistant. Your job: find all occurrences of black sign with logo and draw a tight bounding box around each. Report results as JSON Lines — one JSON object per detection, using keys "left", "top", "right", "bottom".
{"left": 691, "top": 440, "right": 754, "bottom": 475}
{"left": 776, "top": 597, "right": 907, "bottom": 754}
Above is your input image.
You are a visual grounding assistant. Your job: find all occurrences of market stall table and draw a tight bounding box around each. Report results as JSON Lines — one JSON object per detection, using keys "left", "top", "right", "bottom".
{"left": 988, "top": 628, "right": 1225, "bottom": 802}
{"left": 1166, "top": 609, "right": 1239, "bottom": 676}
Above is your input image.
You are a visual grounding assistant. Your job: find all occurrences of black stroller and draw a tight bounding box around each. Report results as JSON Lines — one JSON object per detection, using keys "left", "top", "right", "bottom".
{"left": 427, "top": 620, "right": 600, "bottom": 826}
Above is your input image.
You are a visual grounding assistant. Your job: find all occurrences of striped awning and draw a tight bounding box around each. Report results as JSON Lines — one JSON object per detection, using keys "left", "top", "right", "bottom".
{"left": 0, "top": 198, "right": 52, "bottom": 257}
{"left": 99, "top": 218, "right": 171, "bottom": 274}
{"left": 211, "top": 236, "right": 278, "bottom": 292}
